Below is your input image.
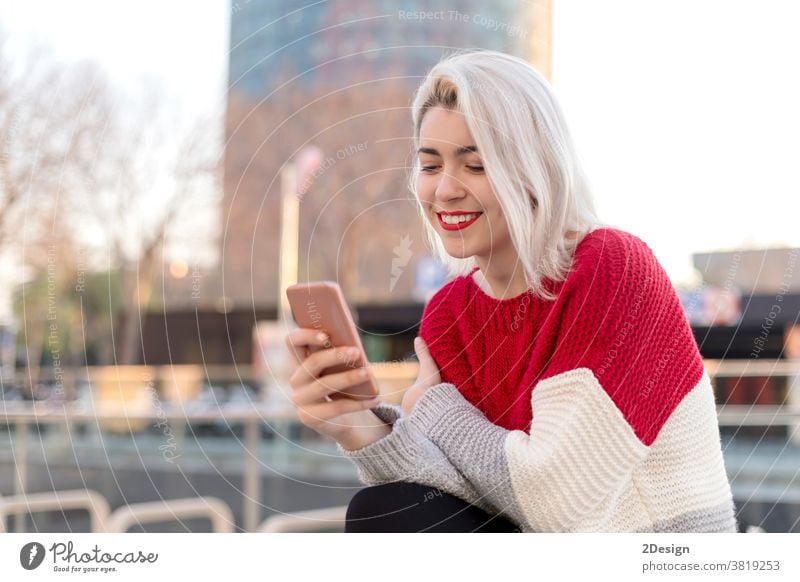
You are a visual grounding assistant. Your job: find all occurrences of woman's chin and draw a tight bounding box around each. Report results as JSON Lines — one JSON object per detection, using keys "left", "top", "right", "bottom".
{"left": 442, "top": 245, "right": 477, "bottom": 260}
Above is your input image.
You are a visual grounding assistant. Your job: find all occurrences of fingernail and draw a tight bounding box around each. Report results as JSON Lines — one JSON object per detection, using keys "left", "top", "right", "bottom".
{"left": 317, "top": 332, "right": 328, "bottom": 342}
{"left": 348, "top": 348, "right": 359, "bottom": 357}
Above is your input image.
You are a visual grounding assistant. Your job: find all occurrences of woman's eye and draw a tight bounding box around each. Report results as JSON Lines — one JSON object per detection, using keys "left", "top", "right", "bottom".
{"left": 419, "top": 164, "right": 483, "bottom": 173}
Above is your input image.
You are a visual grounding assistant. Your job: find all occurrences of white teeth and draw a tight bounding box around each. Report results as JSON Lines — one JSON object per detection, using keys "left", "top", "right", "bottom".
{"left": 441, "top": 213, "right": 479, "bottom": 225}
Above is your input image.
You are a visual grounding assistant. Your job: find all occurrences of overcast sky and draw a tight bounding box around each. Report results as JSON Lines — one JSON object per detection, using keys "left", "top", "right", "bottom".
{"left": 3, "top": 0, "right": 799, "bottom": 288}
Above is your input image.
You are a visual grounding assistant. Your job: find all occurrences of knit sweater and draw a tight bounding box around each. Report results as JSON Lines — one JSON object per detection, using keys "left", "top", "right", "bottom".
{"left": 337, "top": 227, "right": 738, "bottom": 533}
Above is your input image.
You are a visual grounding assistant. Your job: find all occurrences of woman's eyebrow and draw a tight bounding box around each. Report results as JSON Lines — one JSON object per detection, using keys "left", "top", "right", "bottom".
{"left": 417, "top": 145, "right": 479, "bottom": 156}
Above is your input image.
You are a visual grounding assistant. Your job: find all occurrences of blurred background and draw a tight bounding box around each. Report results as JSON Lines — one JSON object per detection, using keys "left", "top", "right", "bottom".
{"left": 0, "top": 0, "right": 798, "bottom": 533}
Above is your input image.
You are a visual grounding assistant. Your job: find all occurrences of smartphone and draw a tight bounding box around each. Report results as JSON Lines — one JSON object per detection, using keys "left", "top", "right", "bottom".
{"left": 285, "top": 281, "right": 379, "bottom": 401}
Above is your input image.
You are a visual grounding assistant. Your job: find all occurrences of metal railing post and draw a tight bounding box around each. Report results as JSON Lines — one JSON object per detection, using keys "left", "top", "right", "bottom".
{"left": 13, "top": 418, "right": 28, "bottom": 532}
{"left": 243, "top": 416, "right": 260, "bottom": 532}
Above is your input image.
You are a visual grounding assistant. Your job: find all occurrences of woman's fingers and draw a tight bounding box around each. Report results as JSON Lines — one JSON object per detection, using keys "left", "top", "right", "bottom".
{"left": 291, "top": 345, "right": 361, "bottom": 386}
{"left": 291, "top": 365, "right": 368, "bottom": 406}
{"left": 297, "top": 394, "right": 380, "bottom": 428}
{"left": 284, "top": 329, "right": 378, "bottom": 437}
{"left": 285, "top": 328, "right": 330, "bottom": 365}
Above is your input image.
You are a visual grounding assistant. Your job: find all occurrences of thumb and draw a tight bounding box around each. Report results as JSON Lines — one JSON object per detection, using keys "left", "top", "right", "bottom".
{"left": 414, "top": 337, "right": 440, "bottom": 381}
{"left": 414, "top": 336, "right": 429, "bottom": 358}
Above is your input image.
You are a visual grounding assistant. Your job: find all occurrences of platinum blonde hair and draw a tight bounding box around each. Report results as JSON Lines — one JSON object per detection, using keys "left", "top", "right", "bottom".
{"left": 409, "top": 49, "right": 603, "bottom": 301}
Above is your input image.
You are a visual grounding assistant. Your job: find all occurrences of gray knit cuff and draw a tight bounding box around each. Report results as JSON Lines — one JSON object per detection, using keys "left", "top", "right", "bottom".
{"left": 335, "top": 391, "right": 503, "bottom": 515}
{"left": 406, "top": 382, "right": 478, "bottom": 435}
{"left": 335, "top": 403, "right": 454, "bottom": 485}
{"left": 405, "top": 382, "right": 524, "bottom": 526}
{"left": 369, "top": 402, "right": 404, "bottom": 426}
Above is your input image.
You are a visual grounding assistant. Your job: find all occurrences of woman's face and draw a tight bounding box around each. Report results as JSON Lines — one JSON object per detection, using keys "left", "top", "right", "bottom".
{"left": 416, "top": 106, "right": 513, "bottom": 263}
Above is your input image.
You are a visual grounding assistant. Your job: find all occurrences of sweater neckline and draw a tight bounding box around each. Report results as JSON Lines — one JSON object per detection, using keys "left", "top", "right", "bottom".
{"left": 466, "top": 266, "right": 536, "bottom": 305}
{"left": 464, "top": 229, "right": 599, "bottom": 305}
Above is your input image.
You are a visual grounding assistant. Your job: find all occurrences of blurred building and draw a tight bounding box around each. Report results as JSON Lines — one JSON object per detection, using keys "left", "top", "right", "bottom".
{"left": 693, "top": 247, "right": 800, "bottom": 295}
{"left": 228, "top": 0, "right": 533, "bottom": 100}
{"left": 222, "top": 0, "right": 537, "bottom": 308}
{"left": 686, "top": 246, "right": 799, "bottom": 357}
{"left": 686, "top": 246, "right": 800, "bottom": 417}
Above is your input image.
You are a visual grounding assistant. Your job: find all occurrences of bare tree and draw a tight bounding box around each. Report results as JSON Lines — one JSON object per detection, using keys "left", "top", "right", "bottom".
{"left": 0, "top": 34, "right": 121, "bottom": 386}
{"left": 67, "top": 77, "right": 222, "bottom": 365}
{"left": 0, "top": 36, "right": 104, "bottom": 251}
{"left": 1, "top": 27, "right": 221, "bottom": 367}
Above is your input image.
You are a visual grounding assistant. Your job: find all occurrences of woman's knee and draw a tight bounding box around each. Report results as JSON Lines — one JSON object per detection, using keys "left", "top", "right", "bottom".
{"left": 346, "top": 482, "right": 428, "bottom": 521}
{"left": 345, "top": 485, "right": 386, "bottom": 521}
{"left": 345, "top": 482, "right": 520, "bottom": 532}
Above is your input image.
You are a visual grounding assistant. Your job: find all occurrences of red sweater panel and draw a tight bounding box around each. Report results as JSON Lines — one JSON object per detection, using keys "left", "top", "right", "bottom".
{"left": 418, "top": 227, "right": 705, "bottom": 446}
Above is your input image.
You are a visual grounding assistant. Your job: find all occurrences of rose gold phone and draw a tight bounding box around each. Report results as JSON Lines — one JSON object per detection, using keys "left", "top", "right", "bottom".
{"left": 285, "top": 281, "right": 379, "bottom": 401}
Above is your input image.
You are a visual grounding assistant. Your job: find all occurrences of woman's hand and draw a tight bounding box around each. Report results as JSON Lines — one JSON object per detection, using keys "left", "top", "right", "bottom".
{"left": 285, "top": 328, "right": 390, "bottom": 449}
{"left": 401, "top": 337, "right": 442, "bottom": 415}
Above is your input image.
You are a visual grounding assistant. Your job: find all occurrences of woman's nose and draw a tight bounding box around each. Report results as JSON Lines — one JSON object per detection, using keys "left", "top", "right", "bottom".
{"left": 435, "top": 170, "right": 466, "bottom": 201}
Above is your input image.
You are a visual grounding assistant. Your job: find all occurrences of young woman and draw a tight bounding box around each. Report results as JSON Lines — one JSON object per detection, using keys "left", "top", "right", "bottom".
{"left": 285, "top": 50, "right": 738, "bottom": 533}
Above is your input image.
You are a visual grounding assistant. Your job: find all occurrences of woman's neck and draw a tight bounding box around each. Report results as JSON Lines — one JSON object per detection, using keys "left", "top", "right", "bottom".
{"left": 473, "top": 231, "right": 580, "bottom": 299}
{"left": 473, "top": 259, "right": 529, "bottom": 300}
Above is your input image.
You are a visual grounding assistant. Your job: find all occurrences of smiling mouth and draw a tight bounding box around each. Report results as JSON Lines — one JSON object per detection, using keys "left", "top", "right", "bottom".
{"left": 436, "top": 212, "right": 483, "bottom": 231}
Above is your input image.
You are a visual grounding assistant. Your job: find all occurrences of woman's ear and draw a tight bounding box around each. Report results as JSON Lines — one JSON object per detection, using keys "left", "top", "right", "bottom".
{"left": 526, "top": 190, "right": 538, "bottom": 211}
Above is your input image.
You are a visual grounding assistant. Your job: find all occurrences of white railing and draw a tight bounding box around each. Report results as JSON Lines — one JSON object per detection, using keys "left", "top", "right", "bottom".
{"left": 705, "top": 358, "right": 800, "bottom": 443}
{"left": 0, "top": 489, "right": 110, "bottom": 533}
{"left": 0, "top": 403, "right": 297, "bottom": 532}
{"left": 0, "top": 490, "right": 234, "bottom": 533}
{"left": 258, "top": 505, "right": 348, "bottom": 533}
{"left": 104, "top": 497, "right": 235, "bottom": 533}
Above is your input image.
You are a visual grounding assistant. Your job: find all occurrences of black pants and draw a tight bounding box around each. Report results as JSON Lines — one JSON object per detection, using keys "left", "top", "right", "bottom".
{"left": 344, "top": 482, "right": 521, "bottom": 533}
